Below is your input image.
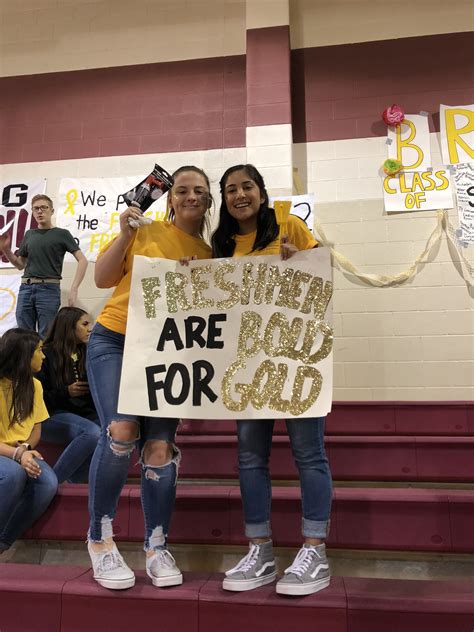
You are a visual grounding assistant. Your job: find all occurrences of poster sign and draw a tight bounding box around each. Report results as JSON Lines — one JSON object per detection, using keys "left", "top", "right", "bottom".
{"left": 119, "top": 249, "right": 333, "bottom": 420}
{"left": 0, "top": 180, "right": 46, "bottom": 267}
{"left": 0, "top": 273, "right": 21, "bottom": 335}
{"left": 383, "top": 169, "right": 453, "bottom": 213}
{"left": 453, "top": 164, "right": 474, "bottom": 243}
{"left": 270, "top": 194, "right": 315, "bottom": 231}
{"left": 57, "top": 177, "right": 168, "bottom": 261}
{"left": 439, "top": 104, "right": 474, "bottom": 166}
{"left": 387, "top": 115, "right": 431, "bottom": 172}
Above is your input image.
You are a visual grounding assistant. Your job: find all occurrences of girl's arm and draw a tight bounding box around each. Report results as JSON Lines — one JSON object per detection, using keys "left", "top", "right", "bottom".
{"left": 0, "top": 441, "right": 18, "bottom": 459}
{"left": 28, "top": 423, "right": 42, "bottom": 449}
{"left": 94, "top": 207, "right": 141, "bottom": 288}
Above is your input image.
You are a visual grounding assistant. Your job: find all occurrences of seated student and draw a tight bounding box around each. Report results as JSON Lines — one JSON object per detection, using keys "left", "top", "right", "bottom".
{"left": 0, "top": 329, "right": 58, "bottom": 555}
{"left": 38, "top": 307, "right": 100, "bottom": 483}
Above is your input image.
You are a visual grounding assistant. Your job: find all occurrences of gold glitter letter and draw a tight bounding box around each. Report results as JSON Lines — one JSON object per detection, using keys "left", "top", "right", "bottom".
{"left": 165, "top": 272, "right": 192, "bottom": 314}
{"left": 141, "top": 277, "right": 161, "bottom": 319}
{"left": 236, "top": 311, "right": 263, "bottom": 360}
{"left": 290, "top": 365, "right": 322, "bottom": 416}
{"left": 249, "top": 360, "right": 277, "bottom": 409}
{"left": 215, "top": 262, "right": 240, "bottom": 309}
{"left": 240, "top": 263, "right": 267, "bottom": 305}
{"left": 190, "top": 265, "right": 214, "bottom": 310}
{"left": 300, "top": 277, "right": 333, "bottom": 320}
{"left": 262, "top": 312, "right": 290, "bottom": 357}
{"left": 221, "top": 360, "right": 250, "bottom": 412}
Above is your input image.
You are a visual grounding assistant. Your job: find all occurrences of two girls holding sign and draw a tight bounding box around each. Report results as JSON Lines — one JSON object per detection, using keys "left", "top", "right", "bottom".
{"left": 86, "top": 166, "right": 212, "bottom": 590}
{"left": 212, "top": 164, "right": 332, "bottom": 597}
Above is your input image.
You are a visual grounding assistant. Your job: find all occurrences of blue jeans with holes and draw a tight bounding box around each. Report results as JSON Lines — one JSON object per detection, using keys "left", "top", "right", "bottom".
{"left": 16, "top": 283, "right": 61, "bottom": 338}
{"left": 237, "top": 418, "right": 332, "bottom": 540}
{"left": 0, "top": 456, "right": 58, "bottom": 550}
{"left": 87, "top": 323, "right": 180, "bottom": 551}
{"left": 41, "top": 412, "right": 101, "bottom": 484}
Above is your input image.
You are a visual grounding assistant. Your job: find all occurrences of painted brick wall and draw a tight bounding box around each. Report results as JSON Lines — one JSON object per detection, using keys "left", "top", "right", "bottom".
{"left": 0, "top": 56, "right": 246, "bottom": 165}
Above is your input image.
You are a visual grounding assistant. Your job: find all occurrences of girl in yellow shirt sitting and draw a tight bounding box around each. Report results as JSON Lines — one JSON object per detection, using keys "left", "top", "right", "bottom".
{"left": 0, "top": 328, "right": 58, "bottom": 555}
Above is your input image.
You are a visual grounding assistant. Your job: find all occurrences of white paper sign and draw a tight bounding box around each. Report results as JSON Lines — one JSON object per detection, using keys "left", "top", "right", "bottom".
{"left": 439, "top": 104, "right": 474, "bottom": 166}
{"left": 270, "top": 194, "right": 315, "bottom": 231}
{"left": 0, "top": 180, "right": 47, "bottom": 268}
{"left": 383, "top": 169, "right": 454, "bottom": 213}
{"left": 453, "top": 164, "right": 474, "bottom": 243}
{"left": 0, "top": 273, "right": 21, "bottom": 335}
{"left": 57, "top": 177, "right": 168, "bottom": 262}
{"left": 387, "top": 115, "right": 431, "bottom": 172}
{"left": 119, "top": 249, "right": 333, "bottom": 420}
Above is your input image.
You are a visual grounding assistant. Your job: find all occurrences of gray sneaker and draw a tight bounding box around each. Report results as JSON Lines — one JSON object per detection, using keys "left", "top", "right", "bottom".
{"left": 276, "top": 543, "right": 330, "bottom": 596}
{"left": 223, "top": 540, "right": 277, "bottom": 591}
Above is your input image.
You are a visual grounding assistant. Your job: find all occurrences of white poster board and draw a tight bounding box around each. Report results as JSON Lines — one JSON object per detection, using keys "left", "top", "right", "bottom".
{"left": 383, "top": 169, "right": 454, "bottom": 213}
{"left": 453, "top": 164, "right": 474, "bottom": 243}
{"left": 119, "top": 249, "right": 333, "bottom": 420}
{"left": 270, "top": 194, "right": 315, "bottom": 231}
{"left": 0, "top": 273, "right": 21, "bottom": 335}
{"left": 57, "top": 177, "right": 168, "bottom": 261}
{"left": 439, "top": 104, "right": 474, "bottom": 166}
{"left": 387, "top": 115, "right": 431, "bottom": 172}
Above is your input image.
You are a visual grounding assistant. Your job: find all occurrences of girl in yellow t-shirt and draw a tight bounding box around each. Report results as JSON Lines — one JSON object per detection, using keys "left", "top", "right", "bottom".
{"left": 0, "top": 328, "right": 58, "bottom": 555}
{"left": 87, "top": 166, "right": 212, "bottom": 591}
{"left": 212, "top": 164, "right": 332, "bottom": 597}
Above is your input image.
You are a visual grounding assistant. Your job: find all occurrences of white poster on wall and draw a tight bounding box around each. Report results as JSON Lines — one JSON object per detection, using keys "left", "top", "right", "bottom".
{"left": 439, "top": 104, "right": 474, "bottom": 166}
{"left": 0, "top": 180, "right": 46, "bottom": 268}
{"left": 57, "top": 177, "right": 168, "bottom": 262}
{"left": 269, "top": 194, "right": 315, "bottom": 231}
{"left": 453, "top": 164, "right": 474, "bottom": 243}
{"left": 383, "top": 169, "right": 454, "bottom": 213}
{"left": 118, "top": 249, "right": 333, "bottom": 420}
{"left": 387, "top": 115, "right": 431, "bottom": 172}
{"left": 0, "top": 273, "right": 21, "bottom": 335}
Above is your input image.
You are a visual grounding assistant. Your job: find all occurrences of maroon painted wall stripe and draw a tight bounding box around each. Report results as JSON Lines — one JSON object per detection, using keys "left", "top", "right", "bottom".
{"left": 0, "top": 56, "right": 246, "bottom": 165}
{"left": 246, "top": 25, "right": 292, "bottom": 126}
{"left": 292, "top": 32, "right": 474, "bottom": 143}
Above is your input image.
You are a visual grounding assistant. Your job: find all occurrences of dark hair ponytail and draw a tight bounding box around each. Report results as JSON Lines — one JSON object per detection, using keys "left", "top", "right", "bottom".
{"left": 211, "top": 164, "right": 278, "bottom": 257}
{"left": 43, "top": 307, "right": 88, "bottom": 386}
{"left": 0, "top": 328, "right": 41, "bottom": 426}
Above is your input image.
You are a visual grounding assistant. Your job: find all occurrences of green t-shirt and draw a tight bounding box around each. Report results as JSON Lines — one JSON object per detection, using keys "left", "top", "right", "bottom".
{"left": 17, "top": 227, "right": 79, "bottom": 279}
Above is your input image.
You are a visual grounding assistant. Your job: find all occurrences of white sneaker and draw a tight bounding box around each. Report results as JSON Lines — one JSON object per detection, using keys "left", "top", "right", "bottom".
{"left": 146, "top": 549, "right": 183, "bottom": 588}
{"left": 88, "top": 542, "right": 135, "bottom": 590}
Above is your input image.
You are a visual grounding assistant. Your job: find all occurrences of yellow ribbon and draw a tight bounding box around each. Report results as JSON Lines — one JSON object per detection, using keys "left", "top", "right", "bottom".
{"left": 65, "top": 189, "right": 78, "bottom": 216}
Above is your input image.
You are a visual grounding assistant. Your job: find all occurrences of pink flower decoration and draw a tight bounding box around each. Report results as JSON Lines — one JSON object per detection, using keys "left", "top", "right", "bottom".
{"left": 382, "top": 104, "right": 405, "bottom": 126}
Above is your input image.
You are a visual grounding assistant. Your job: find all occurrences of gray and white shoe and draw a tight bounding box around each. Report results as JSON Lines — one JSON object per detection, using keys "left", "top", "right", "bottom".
{"left": 276, "top": 543, "right": 330, "bottom": 596}
{"left": 223, "top": 540, "right": 277, "bottom": 591}
{"left": 146, "top": 549, "right": 183, "bottom": 588}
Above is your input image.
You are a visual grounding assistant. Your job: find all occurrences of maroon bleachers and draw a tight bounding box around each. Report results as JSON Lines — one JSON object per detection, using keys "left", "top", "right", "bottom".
{"left": 26, "top": 483, "right": 474, "bottom": 553}
{"left": 1, "top": 566, "right": 473, "bottom": 632}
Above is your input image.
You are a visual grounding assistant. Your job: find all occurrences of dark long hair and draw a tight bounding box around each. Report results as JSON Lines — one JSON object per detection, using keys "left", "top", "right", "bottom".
{"left": 167, "top": 165, "right": 212, "bottom": 239}
{"left": 43, "top": 307, "right": 88, "bottom": 386}
{"left": 211, "top": 164, "right": 279, "bottom": 257}
{"left": 0, "top": 328, "right": 41, "bottom": 426}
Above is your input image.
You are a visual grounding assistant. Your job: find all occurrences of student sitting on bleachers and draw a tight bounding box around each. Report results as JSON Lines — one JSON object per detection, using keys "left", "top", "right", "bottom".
{"left": 0, "top": 328, "right": 58, "bottom": 555}
{"left": 37, "top": 307, "right": 100, "bottom": 483}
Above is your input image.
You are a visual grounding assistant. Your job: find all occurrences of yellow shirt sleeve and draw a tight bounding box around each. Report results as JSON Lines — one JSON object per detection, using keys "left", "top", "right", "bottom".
{"left": 285, "top": 215, "right": 318, "bottom": 251}
{"left": 32, "top": 379, "right": 49, "bottom": 425}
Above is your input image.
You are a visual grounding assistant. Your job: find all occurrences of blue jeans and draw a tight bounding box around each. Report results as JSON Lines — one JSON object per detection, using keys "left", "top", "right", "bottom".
{"left": 41, "top": 413, "right": 101, "bottom": 484}
{"left": 0, "top": 456, "right": 58, "bottom": 550}
{"left": 237, "top": 418, "right": 332, "bottom": 540}
{"left": 87, "top": 323, "right": 180, "bottom": 551}
{"left": 16, "top": 283, "right": 61, "bottom": 338}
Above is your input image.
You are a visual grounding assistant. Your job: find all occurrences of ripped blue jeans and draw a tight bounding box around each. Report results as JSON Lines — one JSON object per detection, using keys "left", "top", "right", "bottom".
{"left": 87, "top": 323, "right": 180, "bottom": 551}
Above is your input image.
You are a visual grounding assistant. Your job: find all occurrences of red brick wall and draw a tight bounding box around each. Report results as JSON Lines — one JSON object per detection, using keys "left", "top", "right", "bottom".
{"left": 0, "top": 56, "right": 246, "bottom": 165}
{"left": 291, "top": 32, "right": 474, "bottom": 143}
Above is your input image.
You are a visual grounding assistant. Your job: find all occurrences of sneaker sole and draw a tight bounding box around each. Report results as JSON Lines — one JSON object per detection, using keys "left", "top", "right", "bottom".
{"left": 222, "top": 571, "right": 277, "bottom": 592}
{"left": 146, "top": 569, "right": 183, "bottom": 588}
{"left": 93, "top": 575, "right": 136, "bottom": 590}
{"left": 276, "top": 576, "right": 330, "bottom": 596}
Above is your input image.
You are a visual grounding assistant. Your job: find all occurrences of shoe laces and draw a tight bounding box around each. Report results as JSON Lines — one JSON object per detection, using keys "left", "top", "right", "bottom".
{"left": 284, "top": 547, "right": 319, "bottom": 576}
{"left": 154, "top": 549, "right": 177, "bottom": 569}
{"left": 97, "top": 550, "right": 125, "bottom": 574}
{"left": 227, "top": 543, "right": 260, "bottom": 574}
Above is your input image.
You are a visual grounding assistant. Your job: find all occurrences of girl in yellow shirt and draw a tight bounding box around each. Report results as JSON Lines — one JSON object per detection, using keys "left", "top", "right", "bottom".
{"left": 212, "top": 164, "right": 332, "bottom": 597}
{"left": 0, "top": 328, "right": 58, "bottom": 555}
{"left": 87, "top": 166, "right": 212, "bottom": 590}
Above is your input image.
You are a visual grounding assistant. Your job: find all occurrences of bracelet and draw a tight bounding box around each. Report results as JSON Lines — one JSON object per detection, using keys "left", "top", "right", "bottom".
{"left": 15, "top": 445, "right": 28, "bottom": 463}
{"left": 12, "top": 447, "right": 20, "bottom": 462}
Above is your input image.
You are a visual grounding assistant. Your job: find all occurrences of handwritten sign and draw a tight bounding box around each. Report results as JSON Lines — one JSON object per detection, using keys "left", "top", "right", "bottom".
{"left": 383, "top": 169, "right": 453, "bottom": 213}
{"left": 57, "top": 177, "right": 168, "bottom": 261}
{"left": 439, "top": 104, "right": 474, "bottom": 166}
{"left": 270, "top": 194, "right": 315, "bottom": 230}
{"left": 387, "top": 115, "right": 431, "bottom": 172}
{"left": 119, "top": 249, "right": 333, "bottom": 420}
{"left": 453, "top": 164, "right": 474, "bottom": 243}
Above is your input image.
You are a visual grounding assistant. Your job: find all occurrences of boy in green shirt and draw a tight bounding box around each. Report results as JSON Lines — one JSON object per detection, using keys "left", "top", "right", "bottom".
{"left": 0, "top": 194, "right": 88, "bottom": 338}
